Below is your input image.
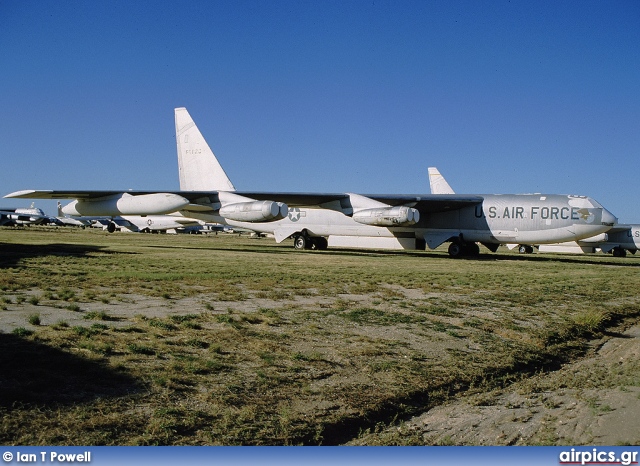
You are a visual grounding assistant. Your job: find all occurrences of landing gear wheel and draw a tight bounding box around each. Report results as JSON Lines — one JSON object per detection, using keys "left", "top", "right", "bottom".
{"left": 465, "top": 242, "right": 480, "bottom": 256}
{"left": 612, "top": 247, "right": 627, "bottom": 258}
{"left": 448, "top": 242, "right": 464, "bottom": 258}
{"left": 294, "top": 235, "right": 328, "bottom": 251}
{"left": 448, "top": 241, "right": 480, "bottom": 258}
{"left": 107, "top": 222, "right": 116, "bottom": 233}
{"left": 314, "top": 237, "right": 328, "bottom": 250}
{"left": 293, "top": 235, "right": 307, "bottom": 250}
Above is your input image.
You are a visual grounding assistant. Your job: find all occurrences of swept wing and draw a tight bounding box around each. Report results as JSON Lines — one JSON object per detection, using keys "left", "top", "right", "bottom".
{"left": 6, "top": 189, "right": 482, "bottom": 216}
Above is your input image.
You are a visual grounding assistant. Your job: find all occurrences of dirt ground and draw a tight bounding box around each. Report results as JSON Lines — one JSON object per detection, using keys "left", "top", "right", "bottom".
{"left": 352, "top": 319, "right": 640, "bottom": 445}
{"left": 3, "top": 290, "right": 639, "bottom": 445}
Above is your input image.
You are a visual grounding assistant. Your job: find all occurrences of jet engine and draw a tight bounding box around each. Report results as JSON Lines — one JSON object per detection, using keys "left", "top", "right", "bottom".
{"left": 219, "top": 201, "right": 288, "bottom": 223}
{"left": 352, "top": 206, "right": 420, "bottom": 227}
{"left": 62, "top": 193, "right": 189, "bottom": 216}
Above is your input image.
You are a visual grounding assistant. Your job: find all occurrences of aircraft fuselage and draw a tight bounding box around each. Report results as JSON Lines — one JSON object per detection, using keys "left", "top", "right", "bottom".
{"left": 183, "top": 193, "right": 616, "bottom": 252}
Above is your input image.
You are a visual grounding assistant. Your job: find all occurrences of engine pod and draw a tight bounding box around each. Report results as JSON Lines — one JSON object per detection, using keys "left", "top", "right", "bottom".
{"left": 352, "top": 206, "right": 420, "bottom": 227}
{"left": 219, "top": 201, "right": 288, "bottom": 222}
{"left": 62, "top": 193, "right": 189, "bottom": 216}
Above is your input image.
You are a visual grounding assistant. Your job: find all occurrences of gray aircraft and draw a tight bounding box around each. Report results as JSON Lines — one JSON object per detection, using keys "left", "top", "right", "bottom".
{"left": 5, "top": 108, "right": 618, "bottom": 257}
{"left": 0, "top": 203, "right": 51, "bottom": 226}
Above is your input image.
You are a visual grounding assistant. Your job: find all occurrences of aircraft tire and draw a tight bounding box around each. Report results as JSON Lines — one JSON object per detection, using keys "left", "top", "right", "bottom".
{"left": 107, "top": 222, "right": 117, "bottom": 234}
{"left": 465, "top": 242, "right": 480, "bottom": 256}
{"left": 314, "top": 237, "right": 328, "bottom": 250}
{"left": 293, "top": 235, "right": 307, "bottom": 250}
{"left": 612, "top": 247, "right": 627, "bottom": 258}
{"left": 448, "top": 242, "right": 464, "bottom": 258}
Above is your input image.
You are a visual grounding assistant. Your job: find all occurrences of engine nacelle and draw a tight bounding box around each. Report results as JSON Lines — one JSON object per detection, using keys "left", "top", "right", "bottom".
{"left": 62, "top": 193, "right": 189, "bottom": 216}
{"left": 219, "top": 201, "right": 288, "bottom": 223}
{"left": 352, "top": 206, "right": 420, "bottom": 227}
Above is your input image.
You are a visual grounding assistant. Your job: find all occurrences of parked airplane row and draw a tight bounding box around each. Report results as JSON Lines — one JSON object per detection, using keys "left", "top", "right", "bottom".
{"left": 5, "top": 107, "right": 635, "bottom": 258}
{"left": 1, "top": 201, "right": 211, "bottom": 234}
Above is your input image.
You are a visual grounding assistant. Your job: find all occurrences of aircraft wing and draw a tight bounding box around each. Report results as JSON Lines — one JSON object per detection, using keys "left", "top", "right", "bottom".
{"left": 5, "top": 190, "right": 483, "bottom": 215}
{"left": 362, "top": 194, "right": 483, "bottom": 213}
{"left": 237, "top": 191, "right": 483, "bottom": 213}
{"left": 5, "top": 190, "right": 176, "bottom": 200}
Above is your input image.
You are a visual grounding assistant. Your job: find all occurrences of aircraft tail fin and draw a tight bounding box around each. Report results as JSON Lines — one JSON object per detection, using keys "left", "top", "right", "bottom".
{"left": 57, "top": 202, "right": 64, "bottom": 217}
{"left": 175, "top": 107, "right": 236, "bottom": 192}
{"left": 428, "top": 167, "right": 455, "bottom": 194}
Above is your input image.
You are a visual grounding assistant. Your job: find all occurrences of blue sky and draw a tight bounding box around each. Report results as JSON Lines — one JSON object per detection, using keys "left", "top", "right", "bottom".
{"left": 1, "top": 0, "right": 639, "bottom": 222}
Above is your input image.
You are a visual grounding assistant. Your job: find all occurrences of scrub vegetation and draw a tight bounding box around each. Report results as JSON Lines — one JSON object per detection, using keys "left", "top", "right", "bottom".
{"left": 0, "top": 227, "right": 639, "bottom": 445}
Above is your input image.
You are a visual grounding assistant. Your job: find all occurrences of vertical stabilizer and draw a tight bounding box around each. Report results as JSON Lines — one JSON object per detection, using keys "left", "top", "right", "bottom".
{"left": 175, "top": 107, "right": 236, "bottom": 192}
{"left": 428, "top": 167, "right": 455, "bottom": 194}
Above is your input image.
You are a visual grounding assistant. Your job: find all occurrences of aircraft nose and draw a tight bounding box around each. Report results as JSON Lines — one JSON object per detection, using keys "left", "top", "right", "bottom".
{"left": 601, "top": 208, "right": 617, "bottom": 227}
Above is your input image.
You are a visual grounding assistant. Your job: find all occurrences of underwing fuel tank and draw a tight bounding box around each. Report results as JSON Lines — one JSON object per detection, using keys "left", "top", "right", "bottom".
{"left": 352, "top": 206, "right": 420, "bottom": 226}
{"left": 62, "top": 193, "right": 189, "bottom": 216}
{"left": 219, "top": 201, "right": 288, "bottom": 222}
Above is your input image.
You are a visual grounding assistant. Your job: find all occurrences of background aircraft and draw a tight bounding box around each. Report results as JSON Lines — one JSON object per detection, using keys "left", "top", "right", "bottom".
{"left": 4, "top": 108, "right": 618, "bottom": 257}
{"left": 0, "top": 203, "right": 51, "bottom": 226}
{"left": 104, "top": 214, "right": 202, "bottom": 233}
{"left": 51, "top": 202, "right": 201, "bottom": 233}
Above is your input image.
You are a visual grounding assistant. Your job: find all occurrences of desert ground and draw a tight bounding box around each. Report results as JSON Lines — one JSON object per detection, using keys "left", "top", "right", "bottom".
{"left": 1, "top": 227, "right": 638, "bottom": 445}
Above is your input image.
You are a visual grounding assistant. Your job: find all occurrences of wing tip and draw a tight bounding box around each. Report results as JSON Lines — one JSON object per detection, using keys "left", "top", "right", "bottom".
{"left": 4, "top": 190, "right": 40, "bottom": 198}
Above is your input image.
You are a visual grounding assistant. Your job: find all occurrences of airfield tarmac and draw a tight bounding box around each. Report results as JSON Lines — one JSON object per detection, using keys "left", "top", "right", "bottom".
{"left": 1, "top": 227, "right": 639, "bottom": 445}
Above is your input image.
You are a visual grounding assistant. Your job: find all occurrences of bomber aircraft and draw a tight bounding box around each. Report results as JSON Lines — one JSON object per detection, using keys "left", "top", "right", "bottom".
{"left": 5, "top": 108, "right": 618, "bottom": 257}
{"left": 0, "top": 203, "right": 51, "bottom": 226}
{"left": 104, "top": 214, "right": 202, "bottom": 233}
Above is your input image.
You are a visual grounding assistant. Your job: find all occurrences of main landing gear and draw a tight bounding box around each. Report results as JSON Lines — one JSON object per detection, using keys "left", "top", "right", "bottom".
{"left": 292, "top": 232, "right": 328, "bottom": 250}
{"left": 518, "top": 244, "right": 534, "bottom": 254}
{"left": 612, "top": 247, "right": 627, "bottom": 258}
{"left": 447, "top": 241, "right": 480, "bottom": 258}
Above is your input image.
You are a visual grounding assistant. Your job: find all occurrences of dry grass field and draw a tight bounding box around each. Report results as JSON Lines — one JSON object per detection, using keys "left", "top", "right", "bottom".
{"left": 0, "top": 227, "right": 639, "bottom": 445}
